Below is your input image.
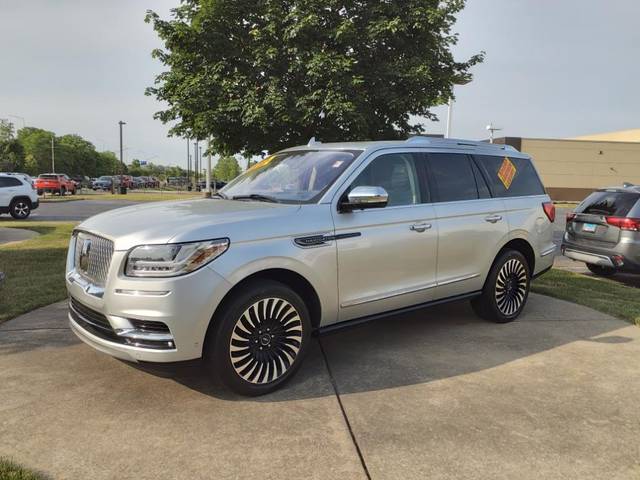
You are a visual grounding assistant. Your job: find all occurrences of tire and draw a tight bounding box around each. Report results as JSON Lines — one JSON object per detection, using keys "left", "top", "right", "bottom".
{"left": 204, "top": 279, "right": 311, "bottom": 396}
{"left": 60, "top": 187, "right": 66, "bottom": 196}
{"left": 586, "top": 263, "right": 616, "bottom": 277}
{"left": 9, "top": 199, "right": 31, "bottom": 219}
{"left": 471, "top": 250, "right": 530, "bottom": 323}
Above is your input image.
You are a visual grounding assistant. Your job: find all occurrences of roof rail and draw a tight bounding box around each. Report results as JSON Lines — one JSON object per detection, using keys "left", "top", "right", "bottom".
{"left": 307, "top": 137, "right": 320, "bottom": 147}
{"left": 405, "top": 136, "right": 431, "bottom": 144}
{"left": 405, "top": 136, "right": 519, "bottom": 152}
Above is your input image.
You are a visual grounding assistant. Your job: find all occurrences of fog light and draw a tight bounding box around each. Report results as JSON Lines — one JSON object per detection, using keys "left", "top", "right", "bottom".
{"left": 612, "top": 255, "right": 624, "bottom": 267}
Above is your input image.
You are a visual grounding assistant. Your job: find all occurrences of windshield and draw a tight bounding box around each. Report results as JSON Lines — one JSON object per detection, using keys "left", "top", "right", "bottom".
{"left": 221, "top": 150, "right": 361, "bottom": 204}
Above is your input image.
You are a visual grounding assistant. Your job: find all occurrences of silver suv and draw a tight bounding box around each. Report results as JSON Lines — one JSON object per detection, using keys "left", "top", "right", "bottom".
{"left": 66, "top": 137, "right": 556, "bottom": 395}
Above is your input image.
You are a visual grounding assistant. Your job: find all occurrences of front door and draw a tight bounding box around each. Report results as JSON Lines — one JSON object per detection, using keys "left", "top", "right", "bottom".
{"left": 332, "top": 151, "right": 438, "bottom": 321}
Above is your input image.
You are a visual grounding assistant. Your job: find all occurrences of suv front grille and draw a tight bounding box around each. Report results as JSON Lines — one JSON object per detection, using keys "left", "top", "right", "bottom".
{"left": 74, "top": 231, "right": 114, "bottom": 286}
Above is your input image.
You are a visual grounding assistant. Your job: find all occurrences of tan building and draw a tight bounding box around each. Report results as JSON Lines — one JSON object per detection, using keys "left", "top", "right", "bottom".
{"left": 494, "top": 131, "right": 640, "bottom": 201}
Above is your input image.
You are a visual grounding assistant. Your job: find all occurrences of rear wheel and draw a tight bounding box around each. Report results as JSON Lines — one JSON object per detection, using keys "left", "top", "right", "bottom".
{"left": 59, "top": 187, "right": 66, "bottom": 196}
{"left": 205, "top": 280, "right": 311, "bottom": 396}
{"left": 586, "top": 263, "right": 616, "bottom": 277}
{"left": 9, "top": 199, "right": 31, "bottom": 219}
{"left": 471, "top": 250, "right": 530, "bottom": 323}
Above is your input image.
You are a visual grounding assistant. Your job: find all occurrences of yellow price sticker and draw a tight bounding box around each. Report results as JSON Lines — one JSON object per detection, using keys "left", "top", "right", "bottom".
{"left": 497, "top": 157, "right": 517, "bottom": 189}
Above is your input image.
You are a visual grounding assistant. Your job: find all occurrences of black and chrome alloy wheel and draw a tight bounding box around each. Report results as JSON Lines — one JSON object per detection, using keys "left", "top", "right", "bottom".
{"left": 230, "top": 298, "right": 303, "bottom": 385}
{"left": 471, "top": 249, "right": 530, "bottom": 323}
{"left": 494, "top": 258, "right": 528, "bottom": 316}
{"left": 207, "top": 279, "right": 311, "bottom": 396}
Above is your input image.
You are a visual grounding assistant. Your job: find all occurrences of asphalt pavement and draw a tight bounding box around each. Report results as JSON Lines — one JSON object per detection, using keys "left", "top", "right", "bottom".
{"left": 27, "top": 199, "right": 139, "bottom": 222}
{"left": 1, "top": 295, "right": 639, "bottom": 479}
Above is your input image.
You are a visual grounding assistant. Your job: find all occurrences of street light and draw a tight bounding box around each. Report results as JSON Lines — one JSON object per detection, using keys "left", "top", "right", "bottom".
{"left": 486, "top": 123, "right": 503, "bottom": 144}
{"left": 118, "top": 121, "right": 127, "bottom": 194}
{"left": 445, "top": 77, "right": 471, "bottom": 139}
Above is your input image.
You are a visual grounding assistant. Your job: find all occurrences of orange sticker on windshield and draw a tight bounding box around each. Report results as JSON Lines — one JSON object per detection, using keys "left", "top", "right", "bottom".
{"left": 246, "top": 154, "right": 276, "bottom": 173}
{"left": 497, "top": 157, "right": 516, "bottom": 189}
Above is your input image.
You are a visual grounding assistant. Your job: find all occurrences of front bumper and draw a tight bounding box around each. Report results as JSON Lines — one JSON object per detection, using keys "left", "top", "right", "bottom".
{"left": 66, "top": 252, "right": 233, "bottom": 362}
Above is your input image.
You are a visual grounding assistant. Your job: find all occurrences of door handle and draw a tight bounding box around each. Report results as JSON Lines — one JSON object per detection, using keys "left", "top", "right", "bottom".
{"left": 410, "top": 222, "right": 432, "bottom": 232}
{"left": 484, "top": 214, "right": 503, "bottom": 223}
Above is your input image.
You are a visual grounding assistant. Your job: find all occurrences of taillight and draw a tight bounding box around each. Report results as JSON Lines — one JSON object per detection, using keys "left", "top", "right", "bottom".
{"left": 566, "top": 212, "right": 576, "bottom": 222}
{"left": 605, "top": 216, "right": 640, "bottom": 231}
{"left": 542, "top": 202, "right": 555, "bottom": 222}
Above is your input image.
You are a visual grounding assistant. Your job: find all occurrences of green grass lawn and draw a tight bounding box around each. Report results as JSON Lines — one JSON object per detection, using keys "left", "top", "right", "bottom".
{"left": 40, "top": 191, "right": 201, "bottom": 203}
{"left": 0, "top": 458, "right": 50, "bottom": 480}
{"left": 0, "top": 221, "right": 75, "bottom": 324}
{"left": 532, "top": 268, "right": 640, "bottom": 326}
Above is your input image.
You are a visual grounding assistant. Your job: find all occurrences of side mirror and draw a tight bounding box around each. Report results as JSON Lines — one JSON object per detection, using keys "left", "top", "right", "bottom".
{"left": 341, "top": 186, "right": 389, "bottom": 211}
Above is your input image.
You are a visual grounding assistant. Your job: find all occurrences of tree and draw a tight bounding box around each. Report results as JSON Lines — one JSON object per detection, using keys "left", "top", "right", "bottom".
{"left": 0, "top": 120, "right": 15, "bottom": 142}
{"left": 213, "top": 156, "right": 242, "bottom": 182}
{"left": 146, "top": 1, "right": 483, "bottom": 156}
{"left": 17, "top": 127, "right": 55, "bottom": 175}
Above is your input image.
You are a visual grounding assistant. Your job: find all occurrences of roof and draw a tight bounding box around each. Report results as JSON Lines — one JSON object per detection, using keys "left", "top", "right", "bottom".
{"left": 570, "top": 128, "right": 640, "bottom": 142}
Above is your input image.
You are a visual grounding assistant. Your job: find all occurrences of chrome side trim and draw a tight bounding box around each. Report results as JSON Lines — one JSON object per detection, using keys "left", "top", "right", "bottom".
{"left": 114, "top": 328, "right": 174, "bottom": 342}
{"left": 114, "top": 289, "right": 171, "bottom": 297}
{"left": 436, "top": 273, "right": 480, "bottom": 287}
{"left": 341, "top": 281, "right": 437, "bottom": 308}
{"left": 540, "top": 245, "right": 557, "bottom": 257}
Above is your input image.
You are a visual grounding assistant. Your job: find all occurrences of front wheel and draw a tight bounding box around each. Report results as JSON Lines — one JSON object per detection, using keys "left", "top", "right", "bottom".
{"left": 9, "top": 199, "right": 31, "bottom": 219}
{"left": 472, "top": 250, "right": 530, "bottom": 323}
{"left": 586, "top": 263, "right": 616, "bottom": 277}
{"left": 205, "top": 280, "right": 311, "bottom": 396}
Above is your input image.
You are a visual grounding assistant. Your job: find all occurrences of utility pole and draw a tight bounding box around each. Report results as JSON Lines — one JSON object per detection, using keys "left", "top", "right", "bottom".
{"left": 198, "top": 145, "right": 202, "bottom": 185}
{"left": 51, "top": 136, "right": 55, "bottom": 172}
{"left": 119, "top": 120, "right": 126, "bottom": 194}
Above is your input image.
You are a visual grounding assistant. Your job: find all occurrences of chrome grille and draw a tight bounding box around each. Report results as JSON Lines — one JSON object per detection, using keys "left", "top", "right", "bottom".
{"left": 74, "top": 232, "right": 114, "bottom": 286}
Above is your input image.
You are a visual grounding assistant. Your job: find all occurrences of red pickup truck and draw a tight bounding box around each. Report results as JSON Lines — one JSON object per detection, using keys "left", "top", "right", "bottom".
{"left": 35, "top": 174, "right": 77, "bottom": 195}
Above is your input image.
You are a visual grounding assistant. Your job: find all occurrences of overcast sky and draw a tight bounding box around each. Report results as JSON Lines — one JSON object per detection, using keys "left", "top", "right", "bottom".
{"left": 1, "top": 0, "right": 639, "bottom": 167}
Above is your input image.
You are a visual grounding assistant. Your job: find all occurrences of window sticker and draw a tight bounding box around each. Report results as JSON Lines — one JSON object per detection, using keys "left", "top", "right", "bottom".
{"left": 497, "top": 157, "right": 517, "bottom": 189}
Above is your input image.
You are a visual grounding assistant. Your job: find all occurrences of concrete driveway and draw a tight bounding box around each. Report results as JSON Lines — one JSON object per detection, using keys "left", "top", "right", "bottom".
{"left": 1, "top": 294, "right": 639, "bottom": 479}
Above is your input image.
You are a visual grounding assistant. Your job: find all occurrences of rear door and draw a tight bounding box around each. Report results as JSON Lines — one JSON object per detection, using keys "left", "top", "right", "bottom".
{"left": 333, "top": 151, "right": 438, "bottom": 321}
{"left": 0, "top": 177, "right": 22, "bottom": 206}
{"left": 426, "top": 152, "right": 508, "bottom": 298}
{"left": 568, "top": 190, "right": 640, "bottom": 246}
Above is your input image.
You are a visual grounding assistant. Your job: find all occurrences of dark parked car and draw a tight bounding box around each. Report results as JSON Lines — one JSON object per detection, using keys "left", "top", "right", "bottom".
{"left": 92, "top": 176, "right": 117, "bottom": 190}
{"left": 71, "top": 175, "right": 92, "bottom": 189}
{"left": 562, "top": 184, "right": 640, "bottom": 276}
{"left": 196, "top": 180, "right": 227, "bottom": 191}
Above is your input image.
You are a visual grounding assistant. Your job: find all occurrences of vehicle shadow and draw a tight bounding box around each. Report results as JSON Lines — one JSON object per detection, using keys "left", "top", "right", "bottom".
{"left": 127, "top": 295, "right": 632, "bottom": 402}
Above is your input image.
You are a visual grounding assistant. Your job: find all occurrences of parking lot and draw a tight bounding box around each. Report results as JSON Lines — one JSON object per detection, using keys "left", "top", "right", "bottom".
{"left": 1, "top": 294, "right": 639, "bottom": 479}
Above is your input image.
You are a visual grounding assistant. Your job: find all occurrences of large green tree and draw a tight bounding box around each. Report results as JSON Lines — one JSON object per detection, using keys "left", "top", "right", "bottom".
{"left": 213, "top": 155, "right": 242, "bottom": 181}
{"left": 146, "top": 0, "right": 483, "bottom": 156}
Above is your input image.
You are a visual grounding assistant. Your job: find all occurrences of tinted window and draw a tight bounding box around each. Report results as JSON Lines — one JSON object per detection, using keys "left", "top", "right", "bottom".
{"left": 351, "top": 153, "right": 422, "bottom": 207}
{"left": 427, "top": 153, "right": 478, "bottom": 202}
{"left": 474, "top": 155, "right": 545, "bottom": 197}
{"left": 0, "top": 177, "right": 22, "bottom": 187}
{"left": 471, "top": 161, "right": 491, "bottom": 199}
{"left": 576, "top": 191, "right": 640, "bottom": 217}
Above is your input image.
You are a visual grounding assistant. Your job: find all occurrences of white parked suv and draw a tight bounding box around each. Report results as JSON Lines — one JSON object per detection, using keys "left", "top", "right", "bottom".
{"left": 0, "top": 173, "right": 39, "bottom": 219}
{"left": 66, "top": 137, "right": 556, "bottom": 395}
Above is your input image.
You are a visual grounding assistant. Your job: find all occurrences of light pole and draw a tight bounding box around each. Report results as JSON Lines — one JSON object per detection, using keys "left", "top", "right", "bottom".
{"left": 205, "top": 139, "right": 212, "bottom": 198}
{"left": 486, "top": 123, "right": 502, "bottom": 144}
{"left": 51, "top": 136, "right": 55, "bottom": 172}
{"left": 444, "top": 78, "right": 471, "bottom": 139}
{"left": 198, "top": 145, "right": 202, "bottom": 185}
{"left": 186, "top": 137, "right": 190, "bottom": 190}
{"left": 193, "top": 141, "right": 198, "bottom": 191}
{"left": 118, "top": 120, "right": 126, "bottom": 194}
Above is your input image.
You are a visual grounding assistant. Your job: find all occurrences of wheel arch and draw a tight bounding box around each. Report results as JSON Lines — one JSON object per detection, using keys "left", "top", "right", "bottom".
{"left": 496, "top": 237, "right": 536, "bottom": 274}
{"left": 208, "top": 267, "right": 323, "bottom": 336}
{"left": 10, "top": 195, "right": 33, "bottom": 208}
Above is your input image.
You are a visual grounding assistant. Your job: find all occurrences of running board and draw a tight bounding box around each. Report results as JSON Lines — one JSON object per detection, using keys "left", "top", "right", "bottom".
{"left": 316, "top": 291, "right": 482, "bottom": 336}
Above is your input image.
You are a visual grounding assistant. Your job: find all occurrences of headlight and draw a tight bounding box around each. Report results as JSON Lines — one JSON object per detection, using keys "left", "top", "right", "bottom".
{"left": 125, "top": 239, "right": 229, "bottom": 277}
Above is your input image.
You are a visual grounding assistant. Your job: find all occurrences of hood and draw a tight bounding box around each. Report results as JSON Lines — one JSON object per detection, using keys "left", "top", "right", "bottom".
{"left": 77, "top": 198, "right": 301, "bottom": 250}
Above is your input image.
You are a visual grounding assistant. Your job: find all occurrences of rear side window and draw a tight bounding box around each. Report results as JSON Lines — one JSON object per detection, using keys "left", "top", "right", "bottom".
{"left": 474, "top": 155, "right": 545, "bottom": 197}
{"left": 427, "top": 153, "right": 478, "bottom": 202}
{"left": 0, "top": 177, "right": 22, "bottom": 187}
{"left": 39, "top": 174, "right": 58, "bottom": 179}
{"left": 575, "top": 191, "right": 640, "bottom": 217}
